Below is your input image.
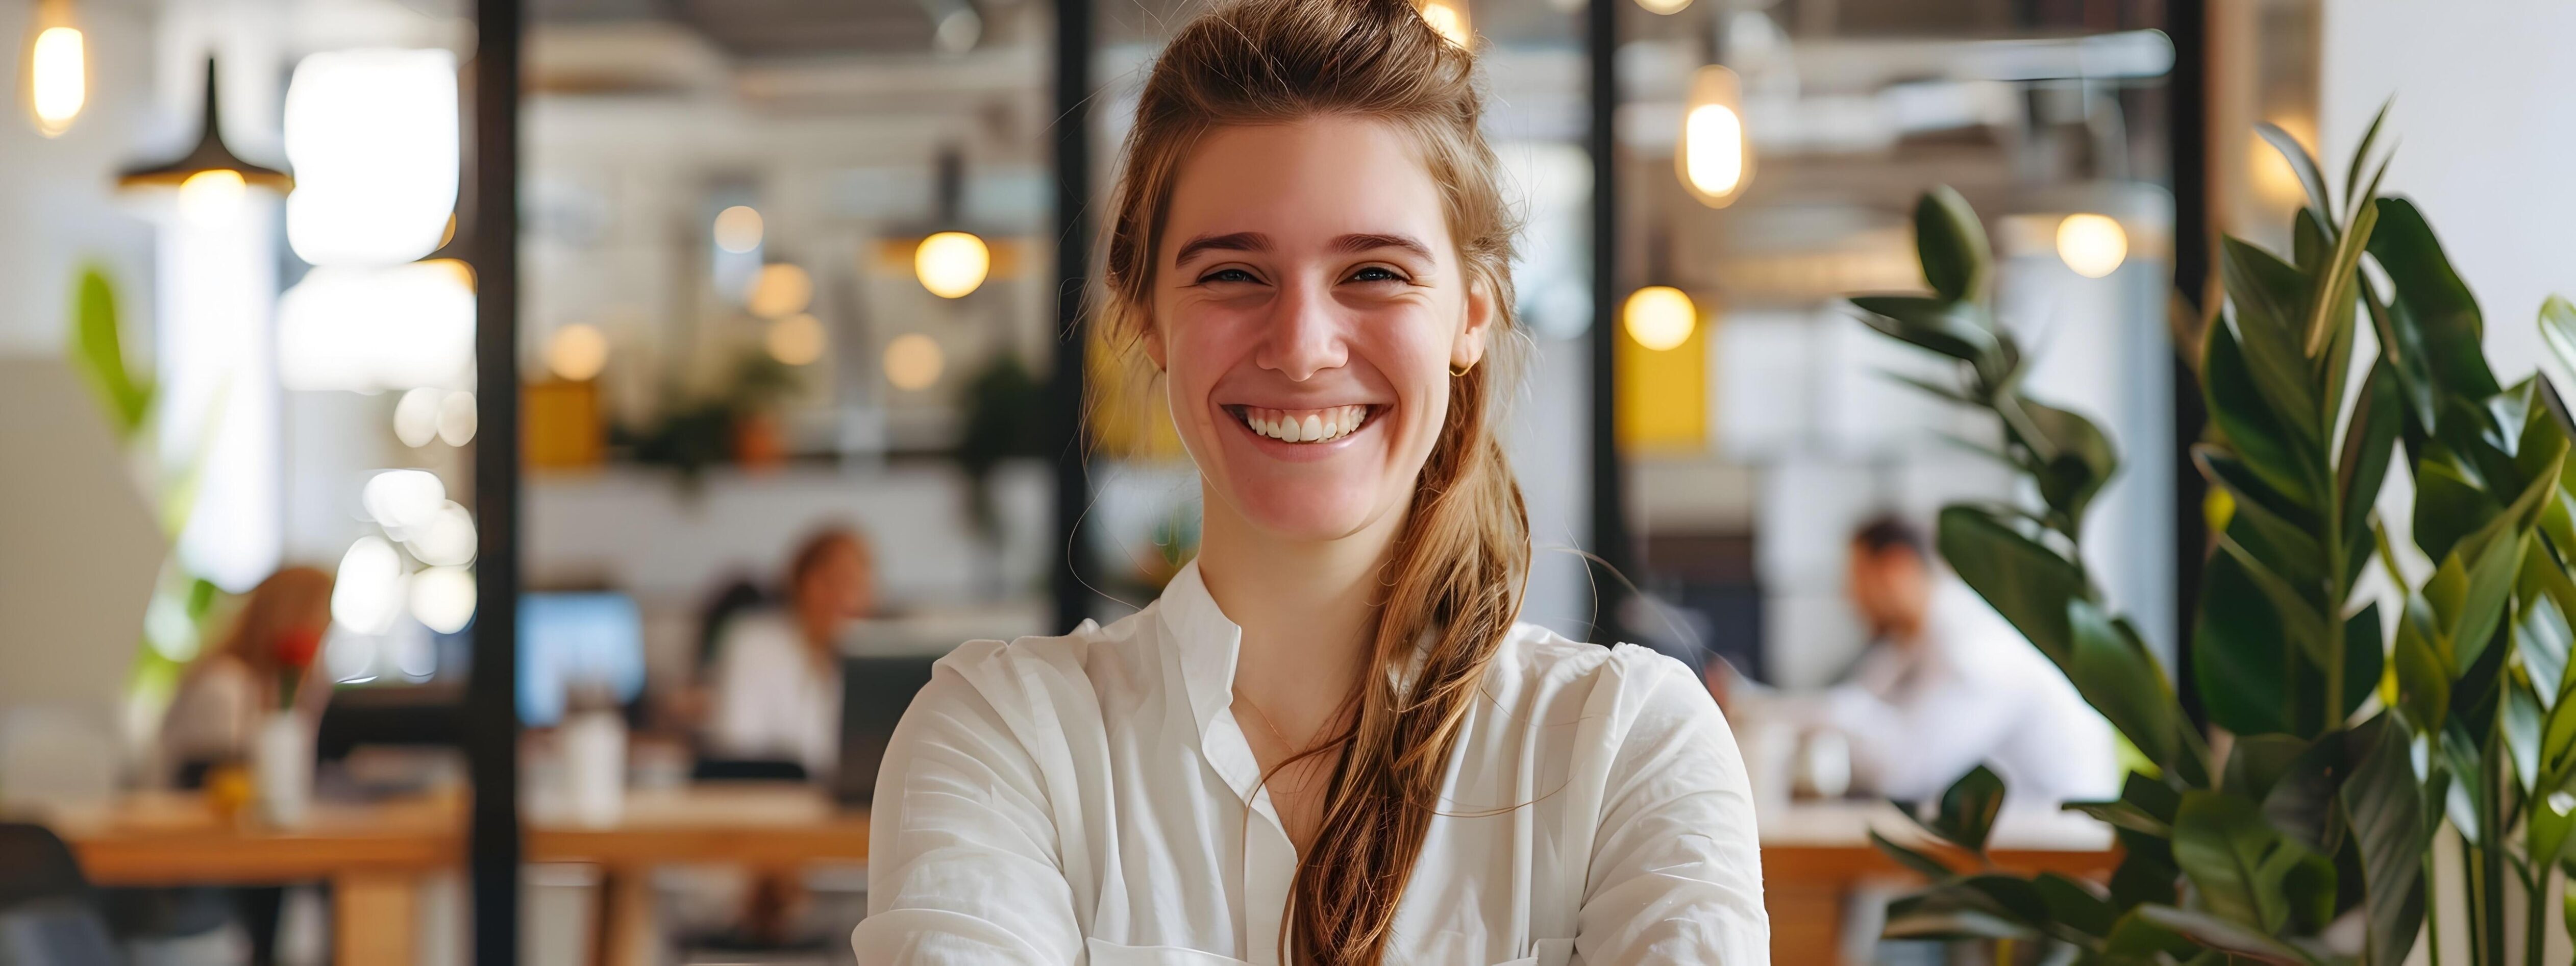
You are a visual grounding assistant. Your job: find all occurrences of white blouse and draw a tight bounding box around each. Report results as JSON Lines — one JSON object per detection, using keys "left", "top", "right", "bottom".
{"left": 855, "top": 562, "right": 1768, "bottom": 965}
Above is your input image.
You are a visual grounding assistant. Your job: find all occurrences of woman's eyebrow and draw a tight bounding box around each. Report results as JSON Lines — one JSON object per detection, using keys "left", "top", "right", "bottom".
{"left": 1173, "top": 231, "right": 1270, "bottom": 266}
{"left": 1330, "top": 233, "right": 1433, "bottom": 260}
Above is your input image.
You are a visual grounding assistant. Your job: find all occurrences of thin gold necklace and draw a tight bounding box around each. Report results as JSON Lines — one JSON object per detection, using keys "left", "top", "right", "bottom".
{"left": 1231, "top": 685, "right": 1307, "bottom": 751}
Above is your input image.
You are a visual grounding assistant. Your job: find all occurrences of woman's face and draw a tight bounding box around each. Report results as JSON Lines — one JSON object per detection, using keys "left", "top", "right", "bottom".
{"left": 1148, "top": 116, "right": 1493, "bottom": 543}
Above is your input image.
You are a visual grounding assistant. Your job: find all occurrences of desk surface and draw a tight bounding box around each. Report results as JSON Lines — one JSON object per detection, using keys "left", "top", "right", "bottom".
{"left": 51, "top": 784, "right": 868, "bottom": 886}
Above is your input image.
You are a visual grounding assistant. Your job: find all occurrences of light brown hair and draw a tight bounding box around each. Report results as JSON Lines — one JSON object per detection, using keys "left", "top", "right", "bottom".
{"left": 1099, "top": 0, "right": 1531, "bottom": 959}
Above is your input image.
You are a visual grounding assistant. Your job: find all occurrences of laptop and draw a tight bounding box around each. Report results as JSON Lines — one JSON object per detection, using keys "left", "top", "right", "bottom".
{"left": 831, "top": 655, "right": 942, "bottom": 808}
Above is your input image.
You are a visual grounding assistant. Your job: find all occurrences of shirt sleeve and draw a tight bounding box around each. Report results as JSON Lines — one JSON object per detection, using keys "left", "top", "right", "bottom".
{"left": 1819, "top": 656, "right": 2021, "bottom": 803}
{"left": 854, "top": 650, "right": 1083, "bottom": 964}
{"left": 1577, "top": 652, "right": 1770, "bottom": 964}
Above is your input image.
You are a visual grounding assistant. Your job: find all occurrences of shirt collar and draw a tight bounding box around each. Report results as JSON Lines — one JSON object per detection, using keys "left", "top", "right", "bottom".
{"left": 1154, "top": 560, "right": 1243, "bottom": 737}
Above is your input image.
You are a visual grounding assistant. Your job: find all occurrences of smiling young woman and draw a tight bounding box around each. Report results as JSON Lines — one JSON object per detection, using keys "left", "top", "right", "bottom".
{"left": 852, "top": 1, "right": 1767, "bottom": 963}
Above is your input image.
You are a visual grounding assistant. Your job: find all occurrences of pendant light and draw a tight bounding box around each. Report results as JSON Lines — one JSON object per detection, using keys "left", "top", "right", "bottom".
{"left": 1417, "top": 0, "right": 1471, "bottom": 48}
{"left": 1675, "top": 65, "right": 1751, "bottom": 209}
{"left": 911, "top": 147, "right": 989, "bottom": 299}
{"left": 118, "top": 60, "right": 294, "bottom": 209}
{"left": 20, "top": 0, "right": 85, "bottom": 137}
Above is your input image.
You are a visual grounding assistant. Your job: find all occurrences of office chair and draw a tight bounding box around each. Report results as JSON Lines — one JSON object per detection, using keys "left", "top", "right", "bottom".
{"left": 0, "top": 823, "right": 122, "bottom": 965}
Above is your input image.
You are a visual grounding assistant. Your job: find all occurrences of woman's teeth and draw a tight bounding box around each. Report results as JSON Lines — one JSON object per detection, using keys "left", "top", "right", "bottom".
{"left": 1241, "top": 405, "right": 1369, "bottom": 443}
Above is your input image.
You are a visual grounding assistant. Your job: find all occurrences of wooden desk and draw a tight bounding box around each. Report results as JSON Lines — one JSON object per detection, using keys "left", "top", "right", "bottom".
{"left": 53, "top": 791, "right": 462, "bottom": 966}
{"left": 1758, "top": 801, "right": 2120, "bottom": 965}
{"left": 527, "top": 784, "right": 869, "bottom": 966}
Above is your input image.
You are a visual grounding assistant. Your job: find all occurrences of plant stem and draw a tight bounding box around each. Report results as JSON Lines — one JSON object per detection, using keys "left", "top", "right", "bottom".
{"left": 2426, "top": 849, "right": 2445, "bottom": 966}
{"left": 2483, "top": 733, "right": 2510, "bottom": 963}
{"left": 2526, "top": 862, "right": 2547, "bottom": 966}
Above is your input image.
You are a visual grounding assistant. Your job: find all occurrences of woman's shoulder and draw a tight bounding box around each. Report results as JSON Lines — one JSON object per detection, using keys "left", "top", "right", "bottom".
{"left": 1482, "top": 624, "right": 1726, "bottom": 739}
{"left": 901, "top": 610, "right": 1160, "bottom": 737}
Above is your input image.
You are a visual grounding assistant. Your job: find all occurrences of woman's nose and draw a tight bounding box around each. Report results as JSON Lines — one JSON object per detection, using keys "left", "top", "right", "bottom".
{"left": 1256, "top": 276, "right": 1347, "bottom": 381}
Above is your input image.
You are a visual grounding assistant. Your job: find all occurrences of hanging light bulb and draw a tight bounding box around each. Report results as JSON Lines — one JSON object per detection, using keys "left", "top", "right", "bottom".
{"left": 1675, "top": 65, "right": 1753, "bottom": 209}
{"left": 1622, "top": 286, "right": 1697, "bottom": 352}
{"left": 1417, "top": 0, "right": 1471, "bottom": 47}
{"left": 914, "top": 231, "right": 989, "bottom": 299}
{"left": 1635, "top": 0, "right": 1691, "bottom": 13}
{"left": 21, "top": 0, "right": 84, "bottom": 137}
{"left": 2055, "top": 213, "right": 2129, "bottom": 279}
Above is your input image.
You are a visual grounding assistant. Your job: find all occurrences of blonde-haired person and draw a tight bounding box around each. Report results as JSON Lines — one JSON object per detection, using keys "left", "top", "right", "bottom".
{"left": 161, "top": 566, "right": 335, "bottom": 778}
{"left": 856, "top": 0, "right": 1766, "bottom": 962}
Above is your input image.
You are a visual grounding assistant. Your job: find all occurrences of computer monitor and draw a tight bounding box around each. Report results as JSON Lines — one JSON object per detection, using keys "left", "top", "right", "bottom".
{"left": 518, "top": 592, "right": 647, "bottom": 727}
{"left": 833, "top": 656, "right": 942, "bottom": 807}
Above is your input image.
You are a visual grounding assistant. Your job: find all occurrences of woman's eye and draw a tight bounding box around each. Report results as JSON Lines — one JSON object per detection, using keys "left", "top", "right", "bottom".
{"left": 1347, "top": 266, "right": 1405, "bottom": 283}
{"left": 1200, "top": 268, "right": 1259, "bottom": 284}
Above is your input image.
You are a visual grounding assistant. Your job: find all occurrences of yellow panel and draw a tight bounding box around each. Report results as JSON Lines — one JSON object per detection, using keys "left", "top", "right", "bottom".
{"left": 1616, "top": 306, "right": 1708, "bottom": 452}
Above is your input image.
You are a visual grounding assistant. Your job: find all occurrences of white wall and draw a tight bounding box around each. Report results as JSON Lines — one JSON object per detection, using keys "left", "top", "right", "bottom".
{"left": 0, "top": 0, "right": 160, "bottom": 357}
{"left": 2324, "top": 0, "right": 2576, "bottom": 388}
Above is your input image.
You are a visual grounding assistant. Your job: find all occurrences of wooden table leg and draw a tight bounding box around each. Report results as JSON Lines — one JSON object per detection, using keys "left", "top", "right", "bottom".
{"left": 595, "top": 867, "right": 656, "bottom": 966}
{"left": 1768, "top": 881, "right": 1845, "bottom": 966}
{"left": 334, "top": 871, "right": 418, "bottom": 966}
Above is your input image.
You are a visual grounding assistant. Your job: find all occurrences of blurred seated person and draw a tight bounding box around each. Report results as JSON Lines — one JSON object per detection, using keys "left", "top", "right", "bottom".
{"left": 161, "top": 566, "right": 334, "bottom": 779}
{"left": 1740, "top": 516, "right": 2117, "bottom": 806}
{"left": 701, "top": 525, "right": 874, "bottom": 779}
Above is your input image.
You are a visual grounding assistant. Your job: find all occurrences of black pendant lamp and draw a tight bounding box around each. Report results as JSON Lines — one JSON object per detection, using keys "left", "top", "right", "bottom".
{"left": 117, "top": 59, "right": 291, "bottom": 192}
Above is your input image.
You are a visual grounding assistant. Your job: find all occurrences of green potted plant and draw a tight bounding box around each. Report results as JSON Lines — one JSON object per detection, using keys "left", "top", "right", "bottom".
{"left": 1849, "top": 110, "right": 2576, "bottom": 964}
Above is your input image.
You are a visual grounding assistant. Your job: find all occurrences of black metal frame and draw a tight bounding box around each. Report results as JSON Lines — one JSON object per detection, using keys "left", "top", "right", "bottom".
{"left": 466, "top": 1, "right": 523, "bottom": 962}
{"left": 1050, "top": 0, "right": 1097, "bottom": 635}
{"left": 2165, "top": 0, "right": 2212, "bottom": 726}
{"left": 1586, "top": 0, "right": 1633, "bottom": 645}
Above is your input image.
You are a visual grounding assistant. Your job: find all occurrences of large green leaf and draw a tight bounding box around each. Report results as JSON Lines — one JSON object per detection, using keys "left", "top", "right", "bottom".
{"left": 2540, "top": 295, "right": 2576, "bottom": 379}
{"left": 2339, "top": 364, "right": 2404, "bottom": 580}
{"left": 2340, "top": 717, "right": 2426, "bottom": 966}
{"left": 2256, "top": 122, "right": 2332, "bottom": 228}
{"left": 2023, "top": 398, "right": 2120, "bottom": 525}
{"left": 1922, "top": 764, "right": 2006, "bottom": 854}
{"left": 2033, "top": 872, "right": 2118, "bottom": 939}
{"left": 2108, "top": 826, "right": 2182, "bottom": 910}
{"left": 1914, "top": 186, "right": 1991, "bottom": 304}
{"left": 2344, "top": 603, "right": 2386, "bottom": 723}
{"left": 2413, "top": 456, "right": 2498, "bottom": 564}
{"left": 2203, "top": 315, "right": 2321, "bottom": 504}
{"left": 2394, "top": 603, "right": 2453, "bottom": 728}
{"left": 2257, "top": 731, "right": 2342, "bottom": 853}
{"left": 66, "top": 267, "right": 151, "bottom": 440}
{"left": 2506, "top": 682, "right": 2544, "bottom": 793}
{"left": 1869, "top": 829, "right": 1960, "bottom": 882}
{"left": 2171, "top": 790, "right": 2325, "bottom": 933}
{"left": 2222, "top": 239, "right": 2325, "bottom": 444}
{"left": 1936, "top": 505, "right": 2085, "bottom": 664}
{"left": 2129, "top": 904, "right": 2321, "bottom": 965}
{"left": 2301, "top": 181, "right": 2380, "bottom": 358}
{"left": 2195, "top": 551, "right": 2299, "bottom": 736}
{"left": 2517, "top": 577, "right": 2574, "bottom": 710}
{"left": 2068, "top": 599, "right": 2183, "bottom": 770}
{"left": 1851, "top": 295, "right": 2010, "bottom": 388}
{"left": 2368, "top": 196, "right": 2500, "bottom": 404}
{"left": 2218, "top": 535, "right": 2335, "bottom": 668}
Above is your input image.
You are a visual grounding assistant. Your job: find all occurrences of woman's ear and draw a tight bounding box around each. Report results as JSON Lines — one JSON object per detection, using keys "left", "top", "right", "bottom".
{"left": 1451, "top": 274, "right": 1495, "bottom": 370}
{"left": 1140, "top": 312, "right": 1169, "bottom": 370}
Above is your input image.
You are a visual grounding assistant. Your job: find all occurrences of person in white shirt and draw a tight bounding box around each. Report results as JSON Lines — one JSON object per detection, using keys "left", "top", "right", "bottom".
{"left": 703, "top": 527, "right": 872, "bottom": 779}
{"left": 855, "top": 1, "right": 1767, "bottom": 962}
{"left": 1815, "top": 517, "right": 2118, "bottom": 806}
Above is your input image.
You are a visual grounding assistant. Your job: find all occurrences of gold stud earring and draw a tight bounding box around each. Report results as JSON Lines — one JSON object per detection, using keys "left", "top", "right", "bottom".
{"left": 1450, "top": 362, "right": 1472, "bottom": 378}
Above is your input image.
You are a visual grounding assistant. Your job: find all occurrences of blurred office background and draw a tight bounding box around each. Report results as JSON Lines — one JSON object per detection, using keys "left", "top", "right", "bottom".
{"left": 2, "top": 0, "right": 2571, "bottom": 963}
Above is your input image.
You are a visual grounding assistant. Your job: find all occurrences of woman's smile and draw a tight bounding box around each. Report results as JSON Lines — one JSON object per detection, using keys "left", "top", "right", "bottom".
{"left": 1224, "top": 402, "right": 1385, "bottom": 451}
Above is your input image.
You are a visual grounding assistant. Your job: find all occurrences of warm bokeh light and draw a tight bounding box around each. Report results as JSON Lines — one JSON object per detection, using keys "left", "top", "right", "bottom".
{"left": 884, "top": 333, "right": 945, "bottom": 390}
{"left": 913, "top": 231, "right": 990, "bottom": 299}
{"left": 767, "top": 313, "right": 827, "bottom": 366}
{"left": 1677, "top": 66, "right": 1752, "bottom": 208}
{"left": 713, "top": 205, "right": 764, "bottom": 254}
{"left": 177, "top": 169, "right": 246, "bottom": 227}
{"left": 436, "top": 390, "right": 477, "bottom": 445}
{"left": 545, "top": 324, "right": 610, "bottom": 382}
{"left": 362, "top": 469, "right": 447, "bottom": 532}
{"left": 408, "top": 566, "right": 476, "bottom": 634}
{"left": 1636, "top": 0, "right": 1691, "bottom": 14}
{"left": 331, "top": 536, "right": 405, "bottom": 635}
{"left": 283, "top": 49, "right": 459, "bottom": 266}
{"left": 2055, "top": 213, "right": 2129, "bottom": 279}
{"left": 394, "top": 387, "right": 443, "bottom": 447}
{"left": 1418, "top": 0, "right": 1471, "bottom": 47}
{"left": 29, "top": 26, "right": 84, "bottom": 136}
{"left": 1623, "top": 286, "right": 1697, "bottom": 352}
{"left": 277, "top": 263, "right": 476, "bottom": 392}
{"left": 748, "top": 262, "right": 814, "bottom": 318}
{"left": 407, "top": 502, "right": 478, "bottom": 567}
{"left": 2250, "top": 116, "right": 2316, "bottom": 209}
